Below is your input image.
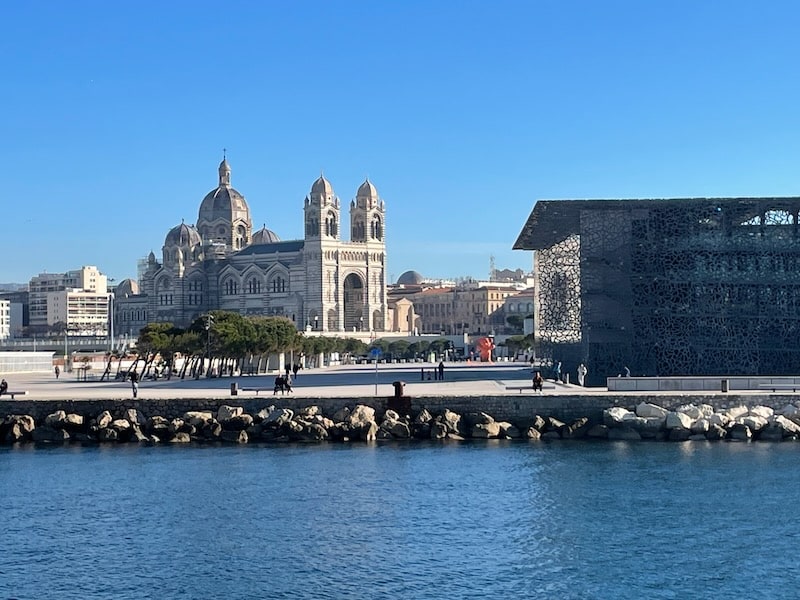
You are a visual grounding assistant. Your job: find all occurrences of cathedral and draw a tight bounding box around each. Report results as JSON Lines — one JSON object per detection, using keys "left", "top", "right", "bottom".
{"left": 114, "top": 158, "right": 388, "bottom": 335}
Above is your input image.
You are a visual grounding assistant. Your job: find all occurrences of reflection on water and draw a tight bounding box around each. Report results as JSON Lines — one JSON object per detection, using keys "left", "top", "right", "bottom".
{"left": 2, "top": 441, "right": 799, "bottom": 599}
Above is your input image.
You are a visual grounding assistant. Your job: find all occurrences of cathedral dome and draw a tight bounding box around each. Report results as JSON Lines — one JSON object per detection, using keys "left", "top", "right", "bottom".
{"left": 114, "top": 278, "right": 139, "bottom": 297}
{"left": 311, "top": 175, "right": 333, "bottom": 196}
{"left": 357, "top": 179, "right": 378, "bottom": 199}
{"left": 198, "top": 159, "right": 251, "bottom": 225}
{"left": 397, "top": 270, "right": 425, "bottom": 285}
{"left": 252, "top": 224, "right": 281, "bottom": 244}
{"left": 165, "top": 222, "right": 202, "bottom": 247}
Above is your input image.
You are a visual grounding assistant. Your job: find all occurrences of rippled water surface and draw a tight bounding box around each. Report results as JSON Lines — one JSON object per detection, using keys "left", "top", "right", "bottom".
{"left": 2, "top": 441, "right": 798, "bottom": 599}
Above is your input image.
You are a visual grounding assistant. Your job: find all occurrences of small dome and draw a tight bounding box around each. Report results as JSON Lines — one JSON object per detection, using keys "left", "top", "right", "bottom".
{"left": 165, "top": 222, "right": 202, "bottom": 247}
{"left": 397, "top": 270, "right": 425, "bottom": 285}
{"left": 311, "top": 175, "right": 333, "bottom": 196}
{"left": 115, "top": 278, "right": 139, "bottom": 297}
{"left": 252, "top": 224, "right": 281, "bottom": 244}
{"left": 357, "top": 179, "right": 378, "bottom": 199}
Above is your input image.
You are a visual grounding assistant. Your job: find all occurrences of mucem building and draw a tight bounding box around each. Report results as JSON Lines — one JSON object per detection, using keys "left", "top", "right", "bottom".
{"left": 514, "top": 198, "right": 800, "bottom": 385}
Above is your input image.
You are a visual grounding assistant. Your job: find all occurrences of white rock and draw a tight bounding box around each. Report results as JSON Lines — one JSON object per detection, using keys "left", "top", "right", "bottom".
{"left": 748, "top": 405, "right": 774, "bottom": 419}
{"left": 666, "top": 411, "right": 694, "bottom": 430}
{"left": 726, "top": 406, "right": 749, "bottom": 420}
{"left": 699, "top": 404, "right": 715, "bottom": 417}
{"left": 708, "top": 413, "right": 730, "bottom": 427}
{"left": 677, "top": 404, "right": 704, "bottom": 419}
{"left": 636, "top": 403, "right": 668, "bottom": 419}
{"left": 184, "top": 411, "right": 213, "bottom": 426}
{"left": 691, "top": 418, "right": 710, "bottom": 435}
{"left": 741, "top": 415, "right": 768, "bottom": 431}
{"left": 217, "top": 405, "right": 243, "bottom": 422}
{"left": 604, "top": 407, "right": 635, "bottom": 425}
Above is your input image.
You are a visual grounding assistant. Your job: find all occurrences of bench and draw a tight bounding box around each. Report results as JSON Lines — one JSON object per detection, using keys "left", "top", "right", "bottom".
{"left": 758, "top": 383, "right": 799, "bottom": 393}
{"left": 237, "top": 387, "right": 265, "bottom": 396}
{"left": 505, "top": 384, "right": 556, "bottom": 393}
{"left": 1, "top": 391, "right": 28, "bottom": 400}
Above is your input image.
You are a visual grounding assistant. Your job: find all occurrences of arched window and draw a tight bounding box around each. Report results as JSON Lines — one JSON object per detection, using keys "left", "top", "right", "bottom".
{"left": 224, "top": 279, "right": 238, "bottom": 295}
{"left": 247, "top": 278, "right": 262, "bottom": 294}
{"left": 271, "top": 276, "right": 287, "bottom": 293}
{"left": 371, "top": 215, "right": 383, "bottom": 240}
{"left": 325, "top": 212, "right": 338, "bottom": 237}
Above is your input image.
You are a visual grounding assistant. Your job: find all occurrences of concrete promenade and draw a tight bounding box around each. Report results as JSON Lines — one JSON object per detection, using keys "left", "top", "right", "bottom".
{"left": 0, "top": 361, "right": 785, "bottom": 402}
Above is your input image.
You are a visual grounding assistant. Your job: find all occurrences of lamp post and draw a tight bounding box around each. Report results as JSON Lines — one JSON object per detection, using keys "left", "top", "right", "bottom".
{"left": 314, "top": 315, "right": 319, "bottom": 331}
{"left": 204, "top": 314, "right": 214, "bottom": 377}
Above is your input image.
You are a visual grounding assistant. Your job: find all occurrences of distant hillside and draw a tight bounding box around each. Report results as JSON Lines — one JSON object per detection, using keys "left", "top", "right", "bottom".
{"left": 0, "top": 283, "right": 26, "bottom": 292}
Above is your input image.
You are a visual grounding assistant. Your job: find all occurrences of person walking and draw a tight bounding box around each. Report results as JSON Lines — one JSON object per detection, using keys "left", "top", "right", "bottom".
{"left": 129, "top": 371, "right": 139, "bottom": 398}
{"left": 54, "top": 365, "right": 60, "bottom": 379}
{"left": 577, "top": 363, "right": 587, "bottom": 386}
{"left": 438, "top": 361, "right": 445, "bottom": 381}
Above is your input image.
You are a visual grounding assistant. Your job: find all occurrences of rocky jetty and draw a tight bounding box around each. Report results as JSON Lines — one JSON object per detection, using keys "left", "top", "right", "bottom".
{"left": 3, "top": 401, "right": 800, "bottom": 445}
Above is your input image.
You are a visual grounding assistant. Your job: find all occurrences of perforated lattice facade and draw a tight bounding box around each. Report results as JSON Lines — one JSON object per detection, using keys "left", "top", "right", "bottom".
{"left": 515, "top": 198, "right": 800, "bottom": 384}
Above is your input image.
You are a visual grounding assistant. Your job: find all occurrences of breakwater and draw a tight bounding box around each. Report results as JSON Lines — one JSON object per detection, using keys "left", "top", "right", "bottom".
{"left": 2, "top": 393, "right": 800, "bottom": 445}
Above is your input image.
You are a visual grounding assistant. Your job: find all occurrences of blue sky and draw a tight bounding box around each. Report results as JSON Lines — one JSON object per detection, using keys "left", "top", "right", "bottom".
{"left": 4, "top": 0, "right": 800, "bottom": 284}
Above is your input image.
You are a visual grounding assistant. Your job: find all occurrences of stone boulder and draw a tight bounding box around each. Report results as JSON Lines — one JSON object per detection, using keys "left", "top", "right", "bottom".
{"left": 665, "top": 411, "right": 694, "bottom": 430}
{"left": 729, "top": 423, "right": 752, "bottom": 441}
{"left": 708, "top": 413, "right": 730, "bottom": 428}
{"left": 586, "top": 424, "right": 609, "bottom": 439}
{"left": 636, "top": 403, "right": 668, "bottom": 419}
{"left": 96, "top": 411, "right": 113, "bottom": 429}
{"left": 739, "top": 415, "right": 768, "bottom": 432}
{"left": 45, "top": 411, "right": 67, "bottom": 428}
{"left": 668, "top": 428, "right": 691, "bottom": 441}
{"left": 63, "top": 413, "right": 85, "bottom": 431}
{"left": 559, "top": 417, "right": 590, "bottom": 439}
{"left": 300, "top": 406, "right": 321, "bottom": 418}
{"left": 98, "top": 428, "right": 119, "bottom": 442}
{"left": 263, "top": 408, "right": 294, "bottom": 427}
{"left": 530, "top": 415, "right": 547, "bottom": 432}
{"left": 676, "top": 404, "right": 705, "bottom": 420}
{"left": 526, "top": 427, "right": 542, "bottom": 440}
{"left": 726, "top": 406, "right": 749, "bottom": 421}
{"left": 222, "top": 414, "right": 254, "bottom": 431}
{"left": 332, "top": 407, "right": 351, "bottom": 423}
{"left": 498, "top": 422, "right": 522, "bottom": 439}
{"left": 184, "top": 411, "right": 214, "bottom": 427}
{"left": 749, "top": 406, "right": 774, "bottom": 420}
{"left": 124, "top": 409, "right": 147, "bottom": 426}
{"left": 110, "top": 419, "right": 131, "bottom": 432}
{"left": 217, "top": 405, "right": 243, "bottom": 422}
{"left": 471, "top": 422, "right": 501, "bottom": 438}
{"left": 628, "top": 416, "right": 664, "bottom": 438}
{"left": 705, "top": 424, "right": 728, "bottom": 441}
{"left": 414, "top": 409, "right": 433, "bottom": 424}
{"left": 690, "top": 419, "right": 710, "bottom": 435}
{"left": 440, "top": 409, "right": 463, "bottom": 435}
{"left": 430, "top": 421, "right": 448, "bottom": 439}
{"left": 169, "top": 432, "right": 191, "bottom": 443}
{"left": 380, "top": 418, "right": 411, "bottom": 439}
{"left": 220, "top": 430, "right": 248, "bottom": 444}
{"left": 603, "top": 407, "right": 635, "bottom": 426}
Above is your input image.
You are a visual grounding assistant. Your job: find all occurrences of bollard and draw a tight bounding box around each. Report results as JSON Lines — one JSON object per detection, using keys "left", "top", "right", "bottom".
{"left": 721, "top": 379, "right": 729, "bottom": 393}
{"left": 421, "top": 367, "right": 425, "bottom": 381}
{"left": 230, "top": 382, "right": 238, "bottom": 396}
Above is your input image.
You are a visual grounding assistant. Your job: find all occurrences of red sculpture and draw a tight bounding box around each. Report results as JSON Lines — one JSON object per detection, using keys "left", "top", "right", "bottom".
{"left": 475, "top": 337, "right": 495, "bottom": 362}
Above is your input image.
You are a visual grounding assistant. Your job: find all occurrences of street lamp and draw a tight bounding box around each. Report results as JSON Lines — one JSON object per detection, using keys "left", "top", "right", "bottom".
{"left": 204, "top": 314, "right": 214, "bottom": 377}
{"left": 314, "top": 315, "right": 319, "bottom": 331}
{"left": 359, "top": 316, "right": 363, "bottom": 331}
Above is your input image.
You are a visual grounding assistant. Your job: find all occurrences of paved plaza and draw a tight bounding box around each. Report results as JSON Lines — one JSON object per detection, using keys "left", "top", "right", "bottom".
{"left": 0, "top": 361, "right": 780, "bottom": 401}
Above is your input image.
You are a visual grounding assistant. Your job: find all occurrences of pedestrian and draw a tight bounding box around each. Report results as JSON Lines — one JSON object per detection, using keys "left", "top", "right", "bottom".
{"left": 553, "top": 361, "right": 562, "bottom": 382}
{"left": 0, "top": 379, "right": 7, "bottom": 395}
{"left": 129, "top": 371, "right": 139, "bottom": 398}
{"left": 532, "top": 371, "right": 543, "bottom": 393}
{"left": 292, "top": 363, "right": 300, "bottom": 378}
{"left": 54, "top": 365, "right": 61, "bottom": 379}
{"left": 577, "top": 363, "right": 587, "bottom": 386}
{"left": 285, "top": 365, "right": 291, "bottom": 379}
{"left": 438, "top": 360, "right": 445, "bottom": 381}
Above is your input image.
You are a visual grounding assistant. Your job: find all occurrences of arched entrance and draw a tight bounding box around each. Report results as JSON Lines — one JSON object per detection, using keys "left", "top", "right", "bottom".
{"left": 343, "top": 273, "right": 364, "bottom": 331}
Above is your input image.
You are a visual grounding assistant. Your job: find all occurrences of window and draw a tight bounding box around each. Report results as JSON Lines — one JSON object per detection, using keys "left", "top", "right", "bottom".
{"left": 271, "top": 276, "right": 287, "bottom": 293}
{"left": 224, "top": 280, "right": 238, "bottom": 295}
{"left": 247, "top": 278, "right": 262, "bottom": 294}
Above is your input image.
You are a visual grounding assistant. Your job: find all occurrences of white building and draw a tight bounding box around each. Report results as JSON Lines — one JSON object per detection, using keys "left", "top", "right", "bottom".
{"left": 29, "top": 266, "right": 108, "bottom": 331}
{"left": 47, "top": 289, "right": 111, "bottom": 336}
{"left": 0, "top": 300, "right": 10, "bottom": 340}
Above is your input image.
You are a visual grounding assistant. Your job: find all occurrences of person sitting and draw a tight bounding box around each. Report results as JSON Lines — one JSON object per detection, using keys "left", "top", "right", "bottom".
{"left": 0, "top": 379, "right": 7, "bottom": 395}
{"left": 532, "top": 371, "right": 543, "bottom": 392}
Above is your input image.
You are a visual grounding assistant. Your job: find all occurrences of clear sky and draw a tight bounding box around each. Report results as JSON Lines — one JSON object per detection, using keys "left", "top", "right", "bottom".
{"left": 4, "top": 0, "right": 800, "bottom": 285}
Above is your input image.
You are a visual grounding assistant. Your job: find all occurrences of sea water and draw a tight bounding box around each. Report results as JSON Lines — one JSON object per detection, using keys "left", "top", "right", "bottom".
{"left": 1, "top": 441, "right": 797, "bottom": 599}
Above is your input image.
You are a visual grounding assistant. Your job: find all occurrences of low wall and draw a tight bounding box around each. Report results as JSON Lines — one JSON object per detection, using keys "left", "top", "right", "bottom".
{"left": 1, "top": 393, "right": 796, "bottom": 427}
{"left": 608, "top": 376, "right": 800, "bottom": 392}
